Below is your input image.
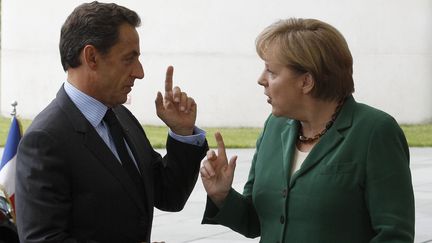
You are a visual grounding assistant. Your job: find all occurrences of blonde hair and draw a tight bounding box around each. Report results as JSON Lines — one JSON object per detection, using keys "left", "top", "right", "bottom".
{"left": 256, "top": 18, "right": 354, "bottom": 101}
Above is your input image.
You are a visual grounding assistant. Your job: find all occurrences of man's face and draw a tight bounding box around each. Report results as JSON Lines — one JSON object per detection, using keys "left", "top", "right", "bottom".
{"left": 95, "top": 23, "right": 144, "bottom": 107}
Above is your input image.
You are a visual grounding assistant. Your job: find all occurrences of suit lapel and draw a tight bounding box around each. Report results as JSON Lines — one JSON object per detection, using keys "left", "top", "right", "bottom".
{"left": 55, "top": 86, "right": 147, "bottom": 214}
{"left": 113, "top": 107, "right": 152, "bottom": 177}
{"left": 281, "top": 120, "right": 300, "bottom": 184}
{"left": 289, "top": 96, "right": 355, "bottom": 188}
{"left": 113, "top": 107, "right": 153, "bottom": 213}
{"left": 83, "top": 129, "right": 147, "bottom": 214}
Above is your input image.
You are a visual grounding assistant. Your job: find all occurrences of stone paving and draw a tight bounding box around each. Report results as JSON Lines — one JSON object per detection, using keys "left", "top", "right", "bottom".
{"left": 151, "top": 148, "right": 432, "bottom": 243}
{"left": 1, "top": 147, "right": 430, "bottom": 242}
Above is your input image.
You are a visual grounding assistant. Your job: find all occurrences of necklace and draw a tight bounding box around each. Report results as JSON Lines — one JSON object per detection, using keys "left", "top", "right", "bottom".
{"left": 298, "top": 98, "right": 345, "bottom": 144}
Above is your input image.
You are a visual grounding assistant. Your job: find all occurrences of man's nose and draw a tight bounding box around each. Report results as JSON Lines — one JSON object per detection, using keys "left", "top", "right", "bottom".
{"left": 133, "top": 61, "right": 144, "bottom": 79}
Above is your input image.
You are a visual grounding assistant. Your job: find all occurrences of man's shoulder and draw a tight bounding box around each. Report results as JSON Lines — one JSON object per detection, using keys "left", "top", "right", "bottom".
{"left": 25, "top": 97, "right": 75, "bottom": 136}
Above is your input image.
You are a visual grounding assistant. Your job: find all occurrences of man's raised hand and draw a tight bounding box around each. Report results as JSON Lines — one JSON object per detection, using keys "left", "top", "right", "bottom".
{"left": 155, "top": 66, "right": 196, "bottom": 135}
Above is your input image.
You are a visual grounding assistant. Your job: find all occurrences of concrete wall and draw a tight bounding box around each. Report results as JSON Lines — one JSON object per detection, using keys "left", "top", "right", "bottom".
{"left": 1, "top": 0, "right": 431, "bottom": 127}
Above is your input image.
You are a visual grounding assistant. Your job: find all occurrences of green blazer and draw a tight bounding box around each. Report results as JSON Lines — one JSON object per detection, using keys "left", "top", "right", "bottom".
{"left": 203, "top": 96, "right": 414, "bottom": 243}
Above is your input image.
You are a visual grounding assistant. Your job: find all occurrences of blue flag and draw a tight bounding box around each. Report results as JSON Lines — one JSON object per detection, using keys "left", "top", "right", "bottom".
{"left": 0, "top": 116, "right": 22, "bottom": 210}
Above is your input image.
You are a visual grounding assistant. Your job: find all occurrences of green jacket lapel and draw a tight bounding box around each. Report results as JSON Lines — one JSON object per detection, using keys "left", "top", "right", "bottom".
{"left": 281, "top": 120, "right": 299, "bottom": 184}
{"left": 289, "top": 96, "right": 355, "bottom": 188}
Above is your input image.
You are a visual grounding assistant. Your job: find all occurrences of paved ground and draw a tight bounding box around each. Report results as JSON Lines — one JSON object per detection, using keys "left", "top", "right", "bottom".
{"left": 151, "top": 148, "right": 432, "bottom": 243}
{"left": 2, "top": 147, "right": 431, "bottom": 242}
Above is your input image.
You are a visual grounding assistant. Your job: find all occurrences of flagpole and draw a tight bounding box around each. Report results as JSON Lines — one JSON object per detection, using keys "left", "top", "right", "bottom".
{"left": 9, "top": 101, "right": 18, "bottom": 222}
{"left": 11, "top": 101, "right": 17, "bottom": 117}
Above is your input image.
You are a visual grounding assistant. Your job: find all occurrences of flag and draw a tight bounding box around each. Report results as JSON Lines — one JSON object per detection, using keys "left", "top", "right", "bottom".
{"left": 0, "top": 116, "right": 22, "bottom": 212}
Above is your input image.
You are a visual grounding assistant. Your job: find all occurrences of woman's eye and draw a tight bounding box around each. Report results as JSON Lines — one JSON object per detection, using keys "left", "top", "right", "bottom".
{"left": 266, "top": 69, "right": 276, "bottom": 78}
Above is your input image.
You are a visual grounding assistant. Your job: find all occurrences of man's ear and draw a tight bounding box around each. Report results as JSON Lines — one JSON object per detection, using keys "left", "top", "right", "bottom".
{"left": 82, "top": 45, "right": 98, "bottom": 70}
{"left": 301, "top": 73, "right": 315, "bottom": 94}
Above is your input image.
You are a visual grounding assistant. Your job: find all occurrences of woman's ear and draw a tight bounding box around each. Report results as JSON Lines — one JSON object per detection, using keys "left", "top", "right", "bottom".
{"left": 82, "top": 45, "right": 98, "bottom": 70}
{"left": 301, "top": 73, "right": 315, "bottom": 94}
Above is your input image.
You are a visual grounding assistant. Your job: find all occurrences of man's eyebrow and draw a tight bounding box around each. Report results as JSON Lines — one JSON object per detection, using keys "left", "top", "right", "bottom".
{"left": 125, "top": 50, "right": 140, "bottom": 57}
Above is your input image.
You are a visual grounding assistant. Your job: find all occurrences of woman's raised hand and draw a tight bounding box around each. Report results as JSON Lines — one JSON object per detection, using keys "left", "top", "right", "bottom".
{"left": 200, "top": 132, "right": 237, "bottom": 207}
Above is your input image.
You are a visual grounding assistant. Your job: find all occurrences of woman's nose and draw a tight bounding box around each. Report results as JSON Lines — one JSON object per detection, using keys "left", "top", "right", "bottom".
{"left": 257, "top": 72, "right": 267, "bottom": 86}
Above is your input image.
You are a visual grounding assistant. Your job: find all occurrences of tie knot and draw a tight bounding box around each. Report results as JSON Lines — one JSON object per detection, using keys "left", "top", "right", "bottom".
{"left": 103, "top": 109, "right": 118, "bottom": 126}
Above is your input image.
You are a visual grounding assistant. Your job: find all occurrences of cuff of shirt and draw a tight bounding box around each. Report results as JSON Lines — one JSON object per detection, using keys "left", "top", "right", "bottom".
{"left": 168, "top": 126, "right": 206, "bottom": 146}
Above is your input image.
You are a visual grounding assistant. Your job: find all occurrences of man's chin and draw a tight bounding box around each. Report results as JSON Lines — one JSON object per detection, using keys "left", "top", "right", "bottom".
{"left": 119, "top": 97, "right": 128, "bottom": 105}
{"left": 107, "top": 97, "right": 128, "bottom": 107}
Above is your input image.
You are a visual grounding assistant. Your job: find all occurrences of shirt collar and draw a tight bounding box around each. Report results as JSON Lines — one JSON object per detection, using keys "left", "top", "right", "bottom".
{"left": 64, "top": 81, "right": 108, "bottom": 128}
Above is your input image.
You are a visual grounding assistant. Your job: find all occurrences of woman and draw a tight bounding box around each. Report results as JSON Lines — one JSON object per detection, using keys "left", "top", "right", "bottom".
{"left": 200, "top": 18, "right": 414, "bottom": 242}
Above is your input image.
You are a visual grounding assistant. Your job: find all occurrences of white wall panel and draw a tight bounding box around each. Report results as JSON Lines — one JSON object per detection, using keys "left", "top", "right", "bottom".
{"left": 2, "top": 0, "right": 431, "bottom": 126}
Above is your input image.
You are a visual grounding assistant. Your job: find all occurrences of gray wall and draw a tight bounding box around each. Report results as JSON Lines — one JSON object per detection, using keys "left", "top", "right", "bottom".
{"left": 1, "top": 0, "right": 431, "bottom": 126}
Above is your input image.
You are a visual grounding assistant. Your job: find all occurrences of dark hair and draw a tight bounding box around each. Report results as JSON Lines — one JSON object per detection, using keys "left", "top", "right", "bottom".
{"left": 59, "top": 1, "right": 141, "bottom": 71}
{"left": 256, "top": 18, "right": 354, "bottom": 101}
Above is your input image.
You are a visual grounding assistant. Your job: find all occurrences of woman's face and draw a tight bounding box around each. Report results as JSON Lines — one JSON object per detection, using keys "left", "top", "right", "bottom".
{"left": 257, "top": 58, "right": 307, "bottom": 118}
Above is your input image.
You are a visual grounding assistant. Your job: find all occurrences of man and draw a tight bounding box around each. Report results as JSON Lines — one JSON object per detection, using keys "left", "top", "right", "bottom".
{"left": 15, "top": 2, "right": 208, "bottom": 242}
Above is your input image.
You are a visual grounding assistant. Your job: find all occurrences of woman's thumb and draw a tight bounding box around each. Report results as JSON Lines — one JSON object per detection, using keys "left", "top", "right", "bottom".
{"left": 227, "top": 155, "right": 237, "bottom": 175}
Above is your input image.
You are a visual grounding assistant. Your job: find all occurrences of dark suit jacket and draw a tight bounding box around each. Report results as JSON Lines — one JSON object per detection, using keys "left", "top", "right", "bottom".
{"left": 203, "top": 96, "right": 414, "bottom": 242}
{"left": 16, "top": 86, "right": 208, "bottom": 243}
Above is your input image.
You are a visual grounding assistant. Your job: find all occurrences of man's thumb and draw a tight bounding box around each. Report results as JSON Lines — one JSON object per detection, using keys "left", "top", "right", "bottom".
{"left": 155, "top": 91, "right": 164, "bottom": 112}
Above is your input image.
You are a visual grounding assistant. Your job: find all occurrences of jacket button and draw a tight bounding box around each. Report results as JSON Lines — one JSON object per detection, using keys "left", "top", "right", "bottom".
{"left": 280, "top": 215, "right": 285, "bottom": 224}
{"left": 282, "top": 189, "right": 287, "bottom": 197}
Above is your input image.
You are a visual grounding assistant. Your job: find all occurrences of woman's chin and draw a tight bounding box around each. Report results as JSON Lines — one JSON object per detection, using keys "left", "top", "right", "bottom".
{"left": 271, "top": 109, "right": 282, "bottom": 117}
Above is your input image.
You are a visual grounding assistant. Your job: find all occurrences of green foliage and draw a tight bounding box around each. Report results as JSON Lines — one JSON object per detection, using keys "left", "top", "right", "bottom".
{"left": 0, "top": 116, "right": 430, "bottom": 147}
{"left": 142, "top": 125, "right": 169, "bottom": 148}
{"left": 401, "top": 124, "right": 432, "bottom": 147}
{"left": 141, "top": 126, "right": 263, "bottom": 148}
{"left": 202, "top": 127, "right": 262, "bottom": 148}
{"left": 0, "top": 116, "right": 31, "bottom": 146}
